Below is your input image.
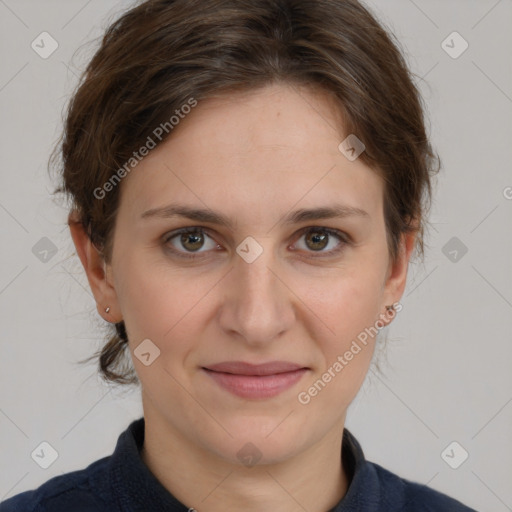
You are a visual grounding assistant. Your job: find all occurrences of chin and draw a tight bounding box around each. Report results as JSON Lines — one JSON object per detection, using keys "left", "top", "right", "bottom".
{"left": 197, "top": 417, "right": 311, "bottom": 467}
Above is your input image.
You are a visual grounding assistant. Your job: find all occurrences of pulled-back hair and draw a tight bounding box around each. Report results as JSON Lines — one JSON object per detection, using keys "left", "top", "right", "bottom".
{"left": 51, "top": 0, "right": 440, "bottom": 385}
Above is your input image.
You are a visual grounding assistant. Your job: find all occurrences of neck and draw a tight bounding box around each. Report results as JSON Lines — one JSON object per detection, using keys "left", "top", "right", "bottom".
{"left": 140, "top": 403, "right": 349, "bottom": 512}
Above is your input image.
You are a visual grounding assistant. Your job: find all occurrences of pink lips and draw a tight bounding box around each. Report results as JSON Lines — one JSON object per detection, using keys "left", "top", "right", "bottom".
{"left": 202, "top": 361, "right": 308, "bottom": 399}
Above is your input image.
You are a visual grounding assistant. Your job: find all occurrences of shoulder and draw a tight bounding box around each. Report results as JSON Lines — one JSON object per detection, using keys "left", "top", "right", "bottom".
{"left": 369, "top": 461, "right": 478, "bottom": 511}
{"left": 0, "top": 456, "right": 112, "bottom": 512}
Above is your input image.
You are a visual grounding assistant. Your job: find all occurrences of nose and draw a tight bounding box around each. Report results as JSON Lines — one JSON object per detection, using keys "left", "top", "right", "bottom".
{"left": 217, "top": 240, "right": 296, "bottom": 347}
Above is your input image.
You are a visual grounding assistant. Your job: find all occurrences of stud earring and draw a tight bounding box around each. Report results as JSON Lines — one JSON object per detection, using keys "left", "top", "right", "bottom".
{"left": 105, "top": 307, "right": 110, "bottom": 314}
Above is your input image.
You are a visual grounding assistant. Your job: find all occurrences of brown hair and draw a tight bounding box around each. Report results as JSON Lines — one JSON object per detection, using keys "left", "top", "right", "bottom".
{"left": 51, "top": 0, "right": 440, "bottom": 385}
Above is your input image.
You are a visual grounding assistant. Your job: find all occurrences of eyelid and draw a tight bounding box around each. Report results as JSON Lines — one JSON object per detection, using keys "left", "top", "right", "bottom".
{"left": 295, "top": 225, "right": 351, "bottom": 244}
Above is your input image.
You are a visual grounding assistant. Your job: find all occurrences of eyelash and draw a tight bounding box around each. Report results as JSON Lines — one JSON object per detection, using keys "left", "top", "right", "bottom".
{"left": 162, "top": 226, "right": 351, "bottom": 261}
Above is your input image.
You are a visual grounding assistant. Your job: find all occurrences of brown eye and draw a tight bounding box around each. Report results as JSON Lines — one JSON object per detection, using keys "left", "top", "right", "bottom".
{"left": 293, "top": 227, "right": 348, "bottom": 256}
{"left": 180, "top": 231, "right": 205, "bottom": 252}
{"left": 304, "top": 230, "right": 329, "bottom": 251}
{"left": 164, "top": 228, "right": 218, "bottom": 257}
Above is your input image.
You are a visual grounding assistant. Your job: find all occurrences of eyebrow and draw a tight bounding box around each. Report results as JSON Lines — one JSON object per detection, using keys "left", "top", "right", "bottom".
{"left": 140, "top": 203, "right": 370, "bottom": 229}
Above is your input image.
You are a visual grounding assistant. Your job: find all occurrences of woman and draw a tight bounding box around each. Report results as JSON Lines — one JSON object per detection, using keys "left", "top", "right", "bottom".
{"left": 1, "top": 0, "right": 478, "bottom": 510}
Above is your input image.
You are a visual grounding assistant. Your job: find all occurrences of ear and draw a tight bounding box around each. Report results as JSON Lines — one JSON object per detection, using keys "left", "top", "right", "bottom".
{"left": 381, "top": 230, "right": 417, "bottom": 320}
{"left": 68, "top": 212, "right": 122, "bottom": 323}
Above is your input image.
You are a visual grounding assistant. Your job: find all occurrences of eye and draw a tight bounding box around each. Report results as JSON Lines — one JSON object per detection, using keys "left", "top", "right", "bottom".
{"left": 292, "top": 227, "right": 349, "bottom": 256}
{"left": 164, "top": 227, "right": 219, "bottom": 259}
{"left": 163, "top": 226, "right": 350, "bottom": 260}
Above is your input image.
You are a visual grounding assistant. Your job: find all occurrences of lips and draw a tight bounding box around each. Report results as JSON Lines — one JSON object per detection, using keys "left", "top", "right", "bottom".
{"left": 202, "top": 361, "right": 308, "bottom": 399}
{"left": 204, "top": 361, "right": 306, "bottom": 376}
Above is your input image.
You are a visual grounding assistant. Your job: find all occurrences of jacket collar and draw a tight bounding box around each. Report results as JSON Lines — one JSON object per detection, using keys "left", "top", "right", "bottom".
{"left": 108, "top": 417, "right": 374, "bottom": 511}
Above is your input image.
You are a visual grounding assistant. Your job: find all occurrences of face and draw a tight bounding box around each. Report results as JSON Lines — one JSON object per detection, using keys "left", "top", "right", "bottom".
{"left": 79, "top": 83, "right": 412, "bottom": 465}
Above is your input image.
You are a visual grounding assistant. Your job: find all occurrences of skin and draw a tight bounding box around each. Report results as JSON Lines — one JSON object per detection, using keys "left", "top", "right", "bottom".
{"left": 70, "top": 83, "right": 416, "bottom": 512}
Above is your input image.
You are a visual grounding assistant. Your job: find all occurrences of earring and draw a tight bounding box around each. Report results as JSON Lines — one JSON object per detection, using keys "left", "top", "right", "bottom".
{"left": 105, "top": 307, "right": 110, "bottom": 314}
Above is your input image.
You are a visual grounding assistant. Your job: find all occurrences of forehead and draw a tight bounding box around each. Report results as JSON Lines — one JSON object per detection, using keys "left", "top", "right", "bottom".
{"left": 118, "top": 83, "right": 383, "bottom": 226}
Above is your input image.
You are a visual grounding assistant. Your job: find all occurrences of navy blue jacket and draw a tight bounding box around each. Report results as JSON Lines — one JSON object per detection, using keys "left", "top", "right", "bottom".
{"left": 0, "top": 417, "right": 477, "bottom": 511}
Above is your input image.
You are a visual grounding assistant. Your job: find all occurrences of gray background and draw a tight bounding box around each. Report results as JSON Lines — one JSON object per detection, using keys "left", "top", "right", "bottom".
{"left": 0, "top": 1, "right": 511, "bottom": 510}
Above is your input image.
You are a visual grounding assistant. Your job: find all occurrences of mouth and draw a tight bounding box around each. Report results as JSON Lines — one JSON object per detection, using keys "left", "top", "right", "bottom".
{"left": 201, "top": 361, "right": 309, "bottom": 399}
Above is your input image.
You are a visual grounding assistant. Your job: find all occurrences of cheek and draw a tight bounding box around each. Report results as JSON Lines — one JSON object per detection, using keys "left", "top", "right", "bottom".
{"left": 291, "top": 272, "right": 386, "bottom": 435}
{"left": 112, "top": 260, "right": 204, "bottom": 410}
{"left": 299, "top": 260, "right": 387, "bottom": 392}
{"left": 112, "top": 250, "right": 218, "bottom": 357}
{"left": 307, "top": 263, "right": 386, "bottom": 338}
